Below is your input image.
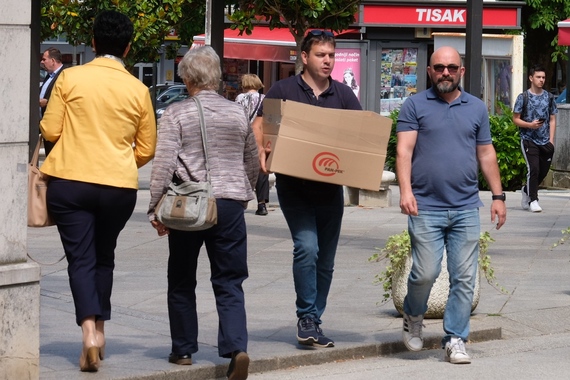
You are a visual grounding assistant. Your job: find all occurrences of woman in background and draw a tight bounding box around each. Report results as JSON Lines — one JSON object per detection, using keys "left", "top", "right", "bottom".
{"left": 236, "top": 73, "right": 269, "bottom": 215}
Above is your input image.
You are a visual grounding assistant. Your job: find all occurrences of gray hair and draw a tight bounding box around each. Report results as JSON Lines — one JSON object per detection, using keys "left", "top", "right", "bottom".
{"left": 177, "top": 46, "right": 221, "bottom": 90}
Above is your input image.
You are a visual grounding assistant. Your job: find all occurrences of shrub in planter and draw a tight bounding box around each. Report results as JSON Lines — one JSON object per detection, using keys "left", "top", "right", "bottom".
{"left": 368, "top": 230, "right": 506, "bottom": 318}
{"left": 479, "top": 102, "right": 527, "bottom": 191}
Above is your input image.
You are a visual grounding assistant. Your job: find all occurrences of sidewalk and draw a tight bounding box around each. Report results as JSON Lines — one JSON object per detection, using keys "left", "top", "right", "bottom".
{"left": 30, "top": 166, "right": 570, "bottom": 379}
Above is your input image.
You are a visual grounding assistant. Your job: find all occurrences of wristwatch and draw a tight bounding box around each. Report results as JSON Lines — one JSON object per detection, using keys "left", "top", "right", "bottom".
{"left": 492, "top": 193, "right": 506, "bottom": 201}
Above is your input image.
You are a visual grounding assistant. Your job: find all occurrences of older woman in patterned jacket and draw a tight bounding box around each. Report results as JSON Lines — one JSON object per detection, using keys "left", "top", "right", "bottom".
{"left": 147, "top": 46, "right": 258, "bottom": 380}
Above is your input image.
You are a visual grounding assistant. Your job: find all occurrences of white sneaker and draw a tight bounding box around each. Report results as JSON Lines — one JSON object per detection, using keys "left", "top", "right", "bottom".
{"left": 445, "top": 337, "right": 471, "bottom": 364}
{"left": 529, "top": 200, "right": 542, "bottom": 213}
{"left": 520, "top": 186, "right": 530, "bottom": 210}
{"left": 402, "top": 313, "right": 424, "bottom": 351}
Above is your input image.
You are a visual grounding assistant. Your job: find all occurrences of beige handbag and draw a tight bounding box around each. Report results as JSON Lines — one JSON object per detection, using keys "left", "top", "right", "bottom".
{"left": 156, "top": 96, "right": 218, "bottom": 231}
{"left": 28, "top": 135, "right": 55, "bottom": 227}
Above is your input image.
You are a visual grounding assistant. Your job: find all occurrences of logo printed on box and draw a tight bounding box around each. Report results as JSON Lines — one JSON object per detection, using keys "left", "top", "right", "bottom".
{"left": 312, "top": 152, "right": 345, "bottom": 177}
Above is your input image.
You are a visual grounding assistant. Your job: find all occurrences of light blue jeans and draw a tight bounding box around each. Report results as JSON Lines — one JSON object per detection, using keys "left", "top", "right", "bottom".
{"left": 403, "top": 209, "right": 480, "bottom": 344}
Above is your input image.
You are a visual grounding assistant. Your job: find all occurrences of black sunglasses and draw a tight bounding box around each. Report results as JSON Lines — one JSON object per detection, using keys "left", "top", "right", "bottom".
{"left": 432, "top": 64, "right": 460, "bottom": 74}
{"left": 307, "top": 30, "right": 334, "bottom": 38}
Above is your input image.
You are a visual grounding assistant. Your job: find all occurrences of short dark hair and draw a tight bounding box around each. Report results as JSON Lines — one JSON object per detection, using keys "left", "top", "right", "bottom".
{"left": 93, "top": 10, "right": 133, "bottom": 57}
{"left": 301, "top": 30, "right": 336, "bottom": 55}
{"left": 45, "top": 47, "right": 62, "bottom": 63}
{"left": 528, "top": 64, "right": 546, "bottom": 77}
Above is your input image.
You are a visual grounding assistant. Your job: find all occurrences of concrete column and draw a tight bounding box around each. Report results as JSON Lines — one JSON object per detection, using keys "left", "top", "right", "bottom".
{"left": 0, "top": 1, "right": 41, "bottom": 379}
{"left": 553, "top": 104, "right": 570, "bottom": 188}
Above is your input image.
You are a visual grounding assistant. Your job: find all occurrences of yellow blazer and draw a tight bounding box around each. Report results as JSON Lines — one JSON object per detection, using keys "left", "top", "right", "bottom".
{"left": 40, "top": 57, "right": 156, "bottom": 189}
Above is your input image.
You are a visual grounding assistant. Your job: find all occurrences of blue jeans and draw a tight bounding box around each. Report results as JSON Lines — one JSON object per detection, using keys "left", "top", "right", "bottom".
{"left": 276, "top": 178, "right": 344, "bottom": 324}
{"left": 403, "top": 209, "right": 480, "bottom": 344}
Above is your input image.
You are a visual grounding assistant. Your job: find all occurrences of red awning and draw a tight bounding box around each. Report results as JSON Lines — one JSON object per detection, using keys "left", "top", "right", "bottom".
{"left": 558, "top": 19, "right": 570, "bottom": 46}
{"left": 192, "top": 27, "right": 359, "bottom": 63}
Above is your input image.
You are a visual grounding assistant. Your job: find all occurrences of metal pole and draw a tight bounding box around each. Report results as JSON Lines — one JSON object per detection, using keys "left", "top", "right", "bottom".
{"left": 205, "top": 0, "right": 212, "bottom": 46}
{"left": 566, "top": 52, "right": 570, "bottom": 103}
{"left": 30, "top": 0, "right": 40, "bottom": 160}
{"left": 464, "top": 0, "right": 483, "bottom": 98}
{"left": 210, "top": 1, "right": 225, "bottom": 95}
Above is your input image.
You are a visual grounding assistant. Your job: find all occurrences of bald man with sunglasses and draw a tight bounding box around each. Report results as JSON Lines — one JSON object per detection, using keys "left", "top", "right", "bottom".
{"left": 252, "top": 29, "right": 361, "bottom": 349}
{"left": 396, "top": 46, "right": 506, "bottom": 364}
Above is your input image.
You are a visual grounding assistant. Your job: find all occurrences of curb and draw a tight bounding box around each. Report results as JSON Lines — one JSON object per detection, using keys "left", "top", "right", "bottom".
{"left": 115, "top": 327, "right": 502, "bottom": 380}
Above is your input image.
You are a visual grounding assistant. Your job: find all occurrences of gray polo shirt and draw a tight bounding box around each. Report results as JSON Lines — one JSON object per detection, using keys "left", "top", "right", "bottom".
{"left": 397, "top": 87, "right": 491, "bottom": 210}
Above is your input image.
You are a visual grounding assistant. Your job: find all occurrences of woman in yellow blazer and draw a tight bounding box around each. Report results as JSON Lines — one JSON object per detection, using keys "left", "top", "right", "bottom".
{"left": 40, "top": 11, "right": 156, "bottom": 372}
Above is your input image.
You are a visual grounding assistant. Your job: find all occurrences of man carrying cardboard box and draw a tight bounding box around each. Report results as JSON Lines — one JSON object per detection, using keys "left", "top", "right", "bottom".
{"left": 252, "top": 30, "right": 361, "bottom": 348}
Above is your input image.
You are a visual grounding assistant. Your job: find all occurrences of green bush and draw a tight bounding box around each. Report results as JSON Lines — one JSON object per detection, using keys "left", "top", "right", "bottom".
{"left": 479, "top": 103, "right": 526, "bottom": 191}
{"left": 384, "top": 103, "right": 526, "bottom": 191}
{"left": 384, "top": 109, "right": 399, "bottom": 172}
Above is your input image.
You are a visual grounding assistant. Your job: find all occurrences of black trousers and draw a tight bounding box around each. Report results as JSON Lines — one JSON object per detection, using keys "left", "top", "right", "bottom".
{"left": 255, "top": 172, "right": 269, "bottom": 203}
{"left": 46, "top": 179, "right": 136, "bottom": 325}
{"left": 167, "top": 199, "right": 248, "bottom": 358}
{"left": 521, "top": 139, "right": 555, "bottom": 202}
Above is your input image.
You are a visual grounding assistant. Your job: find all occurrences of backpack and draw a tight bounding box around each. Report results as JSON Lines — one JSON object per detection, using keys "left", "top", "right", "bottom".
{"left": 520, "top": 90, "right": 555, "bottom": 119}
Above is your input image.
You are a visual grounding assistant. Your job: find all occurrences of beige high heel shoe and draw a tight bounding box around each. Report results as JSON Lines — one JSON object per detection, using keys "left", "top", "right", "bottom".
{"left": 80, "top": 317, "right": 100, "bottom": 371}
{"left": 79, "top": 339, "right": 100, "bottom": 372}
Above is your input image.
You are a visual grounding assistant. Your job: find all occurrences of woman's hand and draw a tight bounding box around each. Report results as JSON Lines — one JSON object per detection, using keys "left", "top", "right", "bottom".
{"left": 151, "top": 219, "right": 169, "bottom": 236}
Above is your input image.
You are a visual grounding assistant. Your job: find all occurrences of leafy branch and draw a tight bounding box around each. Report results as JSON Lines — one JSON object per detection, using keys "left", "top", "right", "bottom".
{"left": 368, "top": 230, "right": 508, "bottom": 304}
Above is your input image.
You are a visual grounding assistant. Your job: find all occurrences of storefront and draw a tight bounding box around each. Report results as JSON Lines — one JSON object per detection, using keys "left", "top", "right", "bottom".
{"left": 191, "top": 0, "right": 524, "bottom": 114}
{"left": 363, "top": 1, "right": 523, "bottom": 115}
{"left": 191, "top": 27, "right": 365, "bottom": 101}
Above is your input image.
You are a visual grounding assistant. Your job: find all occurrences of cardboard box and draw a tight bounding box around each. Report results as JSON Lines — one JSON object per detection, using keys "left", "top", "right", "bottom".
{"left": 262, "top": 99, "right": 392, "bottom": 191}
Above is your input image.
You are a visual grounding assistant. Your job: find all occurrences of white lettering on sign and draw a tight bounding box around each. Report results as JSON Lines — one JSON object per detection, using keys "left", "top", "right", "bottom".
{"left": 416, "top": 8, "right": 466, "bottom": 23}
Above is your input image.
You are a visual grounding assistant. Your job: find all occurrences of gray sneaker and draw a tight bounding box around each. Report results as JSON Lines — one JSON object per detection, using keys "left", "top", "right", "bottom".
{"left": 402, "top": 313, "right": 424, "bottom": 351}
{"left": 521, "top": 186, "right": 530, "bottom": 210}
{"left": 444, "top": 337, "right": 471, "bottom": 364}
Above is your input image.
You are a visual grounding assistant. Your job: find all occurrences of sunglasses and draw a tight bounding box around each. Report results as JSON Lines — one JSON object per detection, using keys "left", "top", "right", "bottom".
{"left": 307, "top": 30, "right": 335, "bottom": 38}
{"left": 432, "top": 64, "right": 460, "bottom": 74}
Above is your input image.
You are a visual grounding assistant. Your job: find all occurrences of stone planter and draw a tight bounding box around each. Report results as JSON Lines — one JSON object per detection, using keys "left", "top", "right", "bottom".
{"left": 391, "top": 248, "right": 480, "bottom": 319}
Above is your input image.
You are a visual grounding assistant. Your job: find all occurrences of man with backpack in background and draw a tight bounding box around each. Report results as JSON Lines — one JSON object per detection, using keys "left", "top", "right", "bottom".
{"left": 513, "top": 64, "right": 558, "bottom": 212}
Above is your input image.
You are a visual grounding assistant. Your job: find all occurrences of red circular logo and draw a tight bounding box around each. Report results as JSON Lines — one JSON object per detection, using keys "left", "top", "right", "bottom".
{"left": 312, "top": 152, "right": 340, "bottom": 176}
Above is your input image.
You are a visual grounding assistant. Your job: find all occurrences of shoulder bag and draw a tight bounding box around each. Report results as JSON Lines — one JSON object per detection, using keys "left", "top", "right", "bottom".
{"left": 155, "top": 96, "right": 218, "bottom": 231}
{"left": 28, "top": 135, "right": 55, "bottom": 227}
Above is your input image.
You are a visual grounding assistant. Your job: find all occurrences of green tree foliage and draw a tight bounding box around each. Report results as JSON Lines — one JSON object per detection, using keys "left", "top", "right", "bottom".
{"left": 228, "top": 0, "right": 359, "bottom": 73}
{"left": 40, "top": 0, "right": 190, "bottom": 69}
{"left": 526, "top": 0, "right": 570, "bottom": 62}
{"left": 520, "top": 0, "right": 570, "bottom": 86}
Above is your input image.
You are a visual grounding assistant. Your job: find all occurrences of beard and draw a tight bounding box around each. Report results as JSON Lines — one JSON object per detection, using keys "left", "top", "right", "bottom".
{"left": 435, "top": 77, "right": 459, "bottom": 94}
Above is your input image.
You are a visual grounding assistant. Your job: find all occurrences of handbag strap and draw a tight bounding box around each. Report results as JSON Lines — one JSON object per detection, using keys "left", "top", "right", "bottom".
{"left": 31, "top": 134, "right": 43, "bottom": 166}
{"left": 192, "top": 96, "right": 211, "bottom": 184}
{"left": 27, "top": 252, "right": 66, "bottom": 266}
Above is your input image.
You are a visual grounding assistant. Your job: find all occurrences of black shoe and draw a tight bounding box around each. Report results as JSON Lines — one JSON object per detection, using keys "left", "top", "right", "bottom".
{"left": 255, "top": 203, "right": 268, "bottom": 216}
{"left": 168, "top": 353, "right": 192, "bottom": 365}
{"left": 226, "top": 350, "right": 249, "bottom": 380}
{"left": 296, "top": 316, "right": 318, "bottom": 345}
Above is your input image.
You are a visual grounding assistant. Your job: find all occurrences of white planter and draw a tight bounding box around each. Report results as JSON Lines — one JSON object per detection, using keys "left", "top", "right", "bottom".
{"left": 391, "top": 248, "right": 480, "bottom": 319}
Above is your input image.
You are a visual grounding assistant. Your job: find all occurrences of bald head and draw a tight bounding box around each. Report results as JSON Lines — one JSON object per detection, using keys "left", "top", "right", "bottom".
{"left": 428, "top": 46, "right": 464, "bottom": 97}
{"left": 430, "top": 47, "right": 462, "bottom": 67}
